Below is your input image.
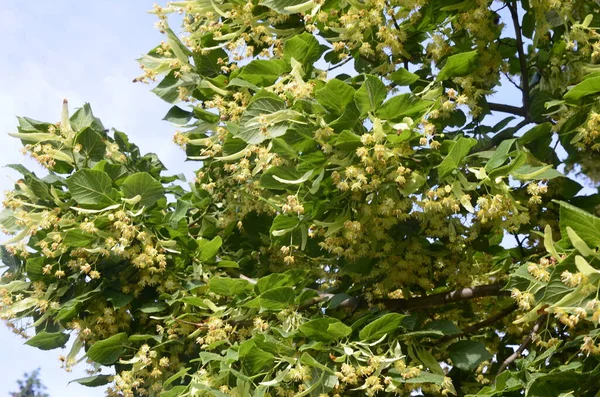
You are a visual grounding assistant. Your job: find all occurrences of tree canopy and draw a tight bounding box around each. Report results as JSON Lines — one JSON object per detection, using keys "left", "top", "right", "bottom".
{"left": 10, "top": 369, "right": 50, "bottom": 397}
{"left": 1, "top": 0, "right": 600, "bottom": 396}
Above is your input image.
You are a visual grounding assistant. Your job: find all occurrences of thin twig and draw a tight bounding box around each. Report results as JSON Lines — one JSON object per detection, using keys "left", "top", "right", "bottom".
{"left": 512, "top": 233, "right": 526, "bottom": 258}
{"left": 386, "top": 1, "right": 402, "bottom": 31}
{"left": 507, "top": 0, "right": 530, "bottom": 113}
{"left": 502, "top": 71, "right": 523, "bottom": 92}
{"left": 327, "top": 57, "right": 352, "bottom": 72}
{"left": 437, "top": 303, "right": 518, "bottom": 345}
{"left": 496, "top": 315, "right": 547, "bottom": 375}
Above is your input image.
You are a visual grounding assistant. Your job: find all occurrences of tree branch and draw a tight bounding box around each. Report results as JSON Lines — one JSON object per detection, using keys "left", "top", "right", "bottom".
{"left": 512, "top": 232, "right": 526, "bottom": 258}
{"left": 502, "top": 71, "right": 523, "bottom": 92}
{"left": 327, "top": 56, "right": 352, "bottom": 72}
{"left": 383, "top": 284, "right": 510, "bottom": 312}
{"left": 437, "top": 303, "right": 518, "bottom": 345}
{"left": 238, "top": 274, "right": 509, "bottom": 314}
{"left": 488, "top": 102, "right": 527, "bottom": 117}
{"left": 508, "top": 0, "right": 530, "bottom": 114}
{"left": 496, "top": 315, "right": 546, "bottom": 375}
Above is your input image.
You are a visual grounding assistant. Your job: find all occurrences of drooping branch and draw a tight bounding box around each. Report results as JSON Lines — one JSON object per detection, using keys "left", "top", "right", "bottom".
{"left": 507, "top": 0, "right": 530, "bottom": 114}
{"left": 383, "top": 284, "right": 510, "bottom": 311}
{"left": 496, "top": 315, "right": 547, "bottom": 375}
{"left": 239, "top": 274, "right": 510, "bottom": 313}
{"left": 437, "top": 303, "right": 518, "bottom": 345}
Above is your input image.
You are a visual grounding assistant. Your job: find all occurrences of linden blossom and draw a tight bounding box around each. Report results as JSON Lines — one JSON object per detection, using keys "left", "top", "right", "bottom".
{"left": 3, "top": 0, "right": 600, "bottom": 395}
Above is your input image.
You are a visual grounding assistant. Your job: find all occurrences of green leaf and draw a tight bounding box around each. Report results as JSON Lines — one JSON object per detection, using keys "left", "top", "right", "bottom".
{"left": 564, "top": 76, "right": 600, "bottom": 101}
{"left": 300, "top": 318, "right": 352, "bottom": 342}
{"left": 161, "top": 386, "right": 187, "bottom": 397}
{"left": 67, "top": 169, "right": 115, "bottom": 205}
{"left": 488, "top": 151, "right": 527, "bottom": 179}
{"left": 315, "top": 79, "right": 356, "bottom": 115}
{"left": 121, "top": 172, "right": 164, "bottom": 207}
{"left": 270, "top": 215, "right": 299, "bottom": 237}
{"left": 163, "top": 106, "right": 193, "bottom": 125}
{"left": 359, "top": 313, "right": 405, "bottom": 341}
{"left": 423, "top": 320, "right": 461, "bottom": 336}
{"left": 9, "top": 297, "right": 37, "bottom": 314}
{"left": 241, "top": 347, "right": 275, "bottom": 374}
{"left": 526, "top": 371, "right": 584, "bottom": 397}
{"left": 389, "top": 68, "right": 420, "bottom": 85}
{"left": 70, "top": 103, "right": 104, "bottom": 132}
{"left": 151, "top": 71, "right": 192, "bottom": 103}
{"left": 216, "top": 260, "right": 239, "bottom": 268}
{"left": 513, "top": 165, "right": 563, "bottom": 180}
{"left": 395, "top": 372, "right": 446, "bottom": 385}
{"left": 260, "top": 0, "right": 313, "bottom": 14}
{"left": 256, "top": 273, "right": 293, "bottom": 293}
{"left": 75, "top": 128, "right": 106, "bottom": 162}
{"left": 354, "top": 75, "right": 387, "bottom": 116}
{"left": 139, "top": 301, "right": 168, "bottom": 313}
{"left": 194, "top": 48, "right": 227, "bottom": 78}
{"left": 200, "top": 236, "right": 222, "bottom": 261}
{"left": 300, "top": 352, "right": 336, "bottom": 374}
{"left": 237, "top": 60, "right": 289, "bottom": 87}
{"left": 334, "top": 130, "right": 362, "bottom": 151}
{"left": 261, "top": 166, "right": 307, "bottom": 190}
{"left": 63, "top": 229, "right": 97, "bottom": 247}
{"left": 437, "top": 137, "right": 477, "bottom": 179}
{"left": 327, "top": 321, "right": 353, "bottom": 340}
{"left": 376, "top": 93, "right": 431, "bottom": 121}
{"left": 0, "top": 280, "right": 29, "bottom": 293}
{"left": 413, "top": 345, "right": 445, "bottom": 375}
{"left": 437, "top": 50, "right": 479, "bottom": 81}
{"left": 557, "top": 200, "right": 600, "bottom": 248}
{"left": 566, "top": 226, "right": 594, "bottom": 256}
{"left": 485, "top": 139, "right": 516, "bottom": 171}
{"left": 272, "top": 169, "right": 313, "bottom": 185}
{"left": 1, "top": 245, "right": 21, "bottom": 271}
{"left": 87, "top": 332, "right": 128, "bottom": 365}
{"left": 227, "top": 77, "right": 260, "bottom": 92}
{"left": 447, "top": 340, "right": 492, "bottom": 371}
{"left": 25, "top": 257, "right": 46, "bottom": 281}
{"left": 163, "top": 369, "right": 190, "bottom": 390}
{"left": 192, "top": 106, "right": 220, "bottom": 123}
{"left": 258, "top": 287, "right": 296, "bottom": 311}
{"left": 0, "top": 208, "right": 19, "bottom": 234}
{"left": 209, "top": 277, "right": 252, "bottom": 296}
{"left": 284, "top": 32, "right": 323, "bottom": 67}
{"left": 69, "top": 375, "right": 113, "bottom": 387}
{"left": 237, "top": 97, "right": 298, "bottom": 144}
{"left": 105, "top": 290, "right": 134, "bottom": 309}
{"left": 25, "top": 331, "right": 70, "bottom": 350}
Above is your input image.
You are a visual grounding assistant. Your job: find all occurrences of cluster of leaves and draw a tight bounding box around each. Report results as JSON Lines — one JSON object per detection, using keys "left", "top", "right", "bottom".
{"left": 2, "top": 0, "right": 600, "bottom": 396}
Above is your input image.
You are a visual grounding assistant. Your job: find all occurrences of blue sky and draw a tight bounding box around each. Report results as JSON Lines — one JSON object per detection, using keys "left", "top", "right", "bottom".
{"left": 0, "top": 2, "right": 196, "bottom": 395}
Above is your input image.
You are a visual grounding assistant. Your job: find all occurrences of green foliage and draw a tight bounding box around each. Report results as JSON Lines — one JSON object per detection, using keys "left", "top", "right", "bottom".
{"left": 10, "top": 369, "right": 50, "bottom": 397}
{"left": 2, "top": 1, "right": 600, "bottom": 396}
